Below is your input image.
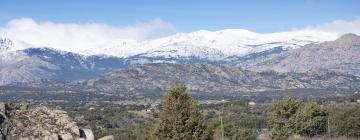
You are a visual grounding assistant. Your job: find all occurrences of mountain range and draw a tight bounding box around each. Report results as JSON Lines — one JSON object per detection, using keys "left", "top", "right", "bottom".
{"left": 2, "top": 29, "right": 338, "bottom": 58}
{"left": 83, "top": 63, "right": 360, "bottom": 96}
{"left": 0, "top": 29, "right": 359, "bottom": 86}
{"left": 238, "top": 34, "right": 360, "bottom": 76}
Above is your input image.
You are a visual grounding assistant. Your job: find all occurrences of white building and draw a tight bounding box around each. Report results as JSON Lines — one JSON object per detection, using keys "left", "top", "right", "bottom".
{"left": 248, "top": 101, "right": 256, "bottom": 106}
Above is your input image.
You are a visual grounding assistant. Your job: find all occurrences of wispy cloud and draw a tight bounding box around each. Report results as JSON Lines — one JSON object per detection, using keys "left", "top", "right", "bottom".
{"left": 302, "top": 18, "right": 360, "bottom": 35}
{"left": 0, "top": 18, "right": 175, "bottom": 51}
{"left": 1, "top": 17, "right": 359, "bottom": 55}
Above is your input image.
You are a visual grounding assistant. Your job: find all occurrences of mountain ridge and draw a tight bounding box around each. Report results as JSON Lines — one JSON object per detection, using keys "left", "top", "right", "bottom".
{"left": 3, "top": 63, "right": 359, "bottom": 100}
{"left": 1, "top": 29, "right": 339, "bottom": 58}
{"left": 0, "top": 33, "right": 358, "bottom": 85}
{"left": 239, "top": 33, "right": 360, "bottom": 76}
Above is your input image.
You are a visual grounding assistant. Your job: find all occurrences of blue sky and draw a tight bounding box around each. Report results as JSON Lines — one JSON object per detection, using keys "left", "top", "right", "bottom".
{"left": 0, "top": 0, "right": 359, "bottom": 33}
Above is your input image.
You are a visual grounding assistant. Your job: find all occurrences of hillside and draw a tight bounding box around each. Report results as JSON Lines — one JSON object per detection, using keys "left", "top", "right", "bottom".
{"left": 83, "top": 63, "right": 360, "bottom": 96}
{"left": 239, "top": 34, "right": 360, "bottom": 76}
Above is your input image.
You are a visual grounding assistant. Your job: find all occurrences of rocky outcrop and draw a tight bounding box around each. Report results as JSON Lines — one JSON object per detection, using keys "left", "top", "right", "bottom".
{"left": 80, "top": 129, "right": 95, "bottom": 140}
{"left": 0, "top": 102, "right": 102, "bottom": 140}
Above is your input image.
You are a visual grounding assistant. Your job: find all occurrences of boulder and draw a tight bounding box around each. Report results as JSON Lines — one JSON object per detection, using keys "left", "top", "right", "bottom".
{"left": 0, "top": 103, "right": 95, "bottom": 140}
{"left": 80, "top": 128, "right": 95, "bottom": 140}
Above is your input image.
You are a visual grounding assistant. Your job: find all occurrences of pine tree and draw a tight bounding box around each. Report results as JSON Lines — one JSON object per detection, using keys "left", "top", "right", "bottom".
{"left": 142, "top": 84, "right": 212, "bottom": 140}
{"left": 292, "top": 101, "right": 328, "bottom": 137}
{"left": 267, "top": 96, "right": 300, "bottom": 140}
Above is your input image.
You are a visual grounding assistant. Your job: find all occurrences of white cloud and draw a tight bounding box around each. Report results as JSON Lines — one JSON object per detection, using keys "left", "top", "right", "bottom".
{"left": 0, "top": 18, "right": 175, "bottom": 52}
{"left": 1, "top": 17, "right": 359, "bottom": 57}
{"left": 302, "top": 18, "right": 360, "bottom": 35}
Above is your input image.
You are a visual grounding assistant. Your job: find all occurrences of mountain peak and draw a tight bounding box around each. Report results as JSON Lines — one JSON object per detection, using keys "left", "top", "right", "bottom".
{"left": 336, "top": 33, "right": 360, "bottom": 44}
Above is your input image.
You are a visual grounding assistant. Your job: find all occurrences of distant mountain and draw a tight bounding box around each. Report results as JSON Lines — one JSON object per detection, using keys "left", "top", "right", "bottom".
{"left": 4, "top": 29, "right": 338, "bottom": 58}
{"left": 239, "top": 34, "right": 360, "bottom": 76}
{"left": 3, "top": 63, "right": 359, "bottom": 100}
{"left": 0, "top": 32, "right": 357, "bottom": 85}
{"left": 0, "top": 47, "right": 126, "bottom": 85}
{"left": 82, "top": 29, "right": 336, "bottom": 59}
{"left": 0, "top": 51, "right": 58, "bottom": 85}
{"left": 23, "top": 48, "right": 126, "bottom": 79}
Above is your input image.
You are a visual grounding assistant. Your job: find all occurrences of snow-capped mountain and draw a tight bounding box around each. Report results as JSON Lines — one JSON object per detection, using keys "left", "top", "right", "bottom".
{"left": 238, "top": 33, "right": 360, "bottom": 76}
{"left": 4, "top": 29, "right": 339, "bottom": 58}
{"left": 0, "top": 50, "right": 59, "bottom": 85}
{"left": 0, "top": 29, "right": 345, "bottom": 85}
{"left": 81, "top": 29, "right": 338, "bottom": 58}
{"left": 23, "top": 48, "right": 127, "bottom": 78}
{"left": 0, "top": 46, "right": 127, "bottom": 85}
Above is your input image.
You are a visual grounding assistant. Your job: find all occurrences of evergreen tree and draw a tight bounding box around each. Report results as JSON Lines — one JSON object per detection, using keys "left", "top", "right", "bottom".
{"left": 331, "top": 106, "right": 360, "bottom": 138}
{"left": 267, "top": 96, "right": 300, "bottom": 140}
{"left": 142, "top": 84, "right": 212, "bottom": 140}
{"left": 292, "top": 101, "right": 328, "bottom": 137}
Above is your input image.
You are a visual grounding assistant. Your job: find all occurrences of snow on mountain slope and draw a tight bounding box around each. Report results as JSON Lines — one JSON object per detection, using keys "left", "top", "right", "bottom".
{"left": 79, "top": 29, "right": 339, "bottom": 58}
{"left": 1, "top": 29, "right": 339, "bottom": 59}
{"left": 0, "top": 51, "right": 59, "bottom": 85}
{"left": 0, "top": 46, "right": 129, "bottom": 85}
{"left": 141, "top": 43, "right": 226, "bottom": 60}
{"left": 0, "top": 30, "right": 353, "bottom": 85}
{"left": 0, "top": 29, "right": 342, "bottom": 73}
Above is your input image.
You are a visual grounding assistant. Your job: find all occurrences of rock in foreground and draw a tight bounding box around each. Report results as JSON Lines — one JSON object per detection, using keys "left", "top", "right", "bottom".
{"left": 0, "top": 102, "right": 112, "bottom": 140}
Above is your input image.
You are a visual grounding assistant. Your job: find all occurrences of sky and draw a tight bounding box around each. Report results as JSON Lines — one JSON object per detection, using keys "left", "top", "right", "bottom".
{"left": 0, "top": 0, "right": 359, "bottom": 33}
{"left": 0, "top": 0, "right": 359, "bottom": 45}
